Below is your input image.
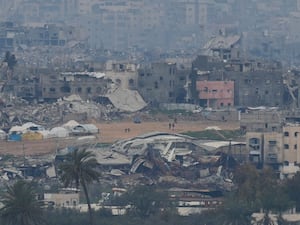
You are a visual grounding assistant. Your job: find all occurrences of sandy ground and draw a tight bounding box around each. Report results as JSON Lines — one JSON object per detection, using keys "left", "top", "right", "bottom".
{"left": 96, "top": 120, "right": 239, "bottom": 143}
{"left": 0, "top": 120, "right": 239, "bottom": 156}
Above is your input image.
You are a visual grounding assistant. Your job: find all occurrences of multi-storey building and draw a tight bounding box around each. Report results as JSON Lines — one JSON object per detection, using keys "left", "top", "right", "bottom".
{"left": 0, "top": 22, "right": 19, "bottom": 51}
{"left": 23, "top": 24, "right": 67, "bottom": 47}
{"left": 246, "top": 124, "right": 300, "bottom": 168}
{"left": 137, "top": 62, "right": 182, "bottom": 105}
{"left": 191, "top": 55, "right": 285, "bottom": 108}
{"left": 103, "top": 62, "right": 138, "bottom": 90}
{"left": 40, "top": 72, "right": 112, "bottom": 101}
{"left": 196, "top": 80, "right": 234, "bottom": 108}
{"left": 240, "top": 110, "right": 282, "bottom": 133}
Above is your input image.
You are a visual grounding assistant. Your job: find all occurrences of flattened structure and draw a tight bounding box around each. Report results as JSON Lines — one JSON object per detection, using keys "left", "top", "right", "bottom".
{"left": 105, "top": 87, "right": 147, "bottom": 112}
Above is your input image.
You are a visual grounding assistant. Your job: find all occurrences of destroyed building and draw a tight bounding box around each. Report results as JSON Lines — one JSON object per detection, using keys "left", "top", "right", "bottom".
{"left": 0, "top": 22, "right": 77, "bottom": 50}
{"left": 104, "top": 62, "right": 138, "bottom": 90}
{"left": 191, "top": 55, "right": 285, "bottom": 108}
{"left": 201, "top": 34, "right": 242, "bottom": 60}
{"left": 189, "top": 33, "right": 289, "bottom": 108}
{"left": 56, "top": 132, "right": 239, "bottom": 191}
{"left": 137, "top": 62, "right": 188, "bottom": 105}
{"left": 240, "top": 108, "right": 283, "bottom": 133}
{"left": 40, "top": 71, "right": 111, "bottom": 101}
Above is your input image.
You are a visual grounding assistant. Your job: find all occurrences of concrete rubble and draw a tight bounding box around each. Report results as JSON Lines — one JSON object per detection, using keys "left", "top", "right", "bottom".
{"left": 0, "top": 94, "right": 122, "bottom": 130}
{"left": 0, "top": 129, "right": 239, "bottom": 215}
{"left": 53, "top": 132, "right": 236, "bottom": 192}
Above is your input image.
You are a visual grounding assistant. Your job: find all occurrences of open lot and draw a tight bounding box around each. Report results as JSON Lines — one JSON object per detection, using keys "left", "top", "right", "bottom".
{"left": 0, "top": 120, "right": 239, "bottom": 156}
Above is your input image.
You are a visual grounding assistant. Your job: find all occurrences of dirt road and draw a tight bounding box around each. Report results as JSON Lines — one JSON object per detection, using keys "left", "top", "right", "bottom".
{"left": 0, "top": 120, "right": 239, "bottom": 156}
{"left": 96, "top": 120, "right": 239, "bottom": 143}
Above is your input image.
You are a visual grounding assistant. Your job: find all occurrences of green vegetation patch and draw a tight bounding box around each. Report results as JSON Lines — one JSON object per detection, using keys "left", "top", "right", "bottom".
{"left": 181, "top": 129, "right": 242, "bottom": 141}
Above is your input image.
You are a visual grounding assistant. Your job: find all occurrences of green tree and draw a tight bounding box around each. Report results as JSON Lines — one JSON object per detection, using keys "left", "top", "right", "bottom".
{"left": 235, "top": 164, "right": 292, "bottom": 225}
{"left": 234, "top": 163, "right": 261, "bottom": 210}
{"left": 123, "top": 185, "right": 170, "bottom": 218}
{"left": 3, "top": 51, "right": 17, "bottom": 79}
{"left": 59, "top": 148, "right": 100, "bottom": 225}
{"left": 0, "top": 180, "right": 45, "bottom": 225}
{"left": 285, "top": 172, "right": 300, "bottom": 211}
{"left": 217, "top": 194, "right": 253, "bottom": 225}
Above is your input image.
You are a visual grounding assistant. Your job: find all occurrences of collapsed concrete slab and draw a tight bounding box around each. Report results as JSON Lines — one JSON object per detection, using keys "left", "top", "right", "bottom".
{"left": 105, "top": 87, "right": 147, "bottom": 112}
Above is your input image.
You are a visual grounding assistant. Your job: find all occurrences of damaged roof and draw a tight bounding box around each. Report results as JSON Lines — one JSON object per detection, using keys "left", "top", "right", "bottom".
{"left": 105, "top": 87, "right": 147, "bottom": 112}
{"left": 61, "top": 72, "right": 106, "bottom": 79}
{"left": 196, "top": 140, "right": 246, "bottom": 152}
{"left": 203, "top": 35, "right": 241, "bottom": 52}
{"left": 89, "top": 148, "right": 131, "bottom": 166}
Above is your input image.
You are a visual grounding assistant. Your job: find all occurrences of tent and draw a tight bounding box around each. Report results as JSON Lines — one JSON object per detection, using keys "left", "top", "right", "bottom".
{"left": 71, "top": 124, "right": 99, "bottom": 135}
{"left": 39, "top": 130, "right": 51, "bottom": 139}
{"left": 0, "top": 129, "right": 7, "bottom": 140}
{"left": 49, "top": 127, "right": 69, "bottom": 138}
{"left": 9, "top": 126, "right": 25, "bottom": 134}
{"left": 22, "top": 132, "right": 43, "bottom": 141}
{"left": 8, "top": 132, "right": 22, "bottom": 141}
{"left": 22, "top": 122, "right": 45, "bottom": 132}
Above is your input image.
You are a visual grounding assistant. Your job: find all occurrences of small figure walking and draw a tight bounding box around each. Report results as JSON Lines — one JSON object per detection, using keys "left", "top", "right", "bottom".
{"left": 169, "top": 123, "right": 172, "bottom": 129}
{"left": 172, "top": 123, "right": 175, "bottom": 130}
{"left": 174, "top": 117, "right": 177, "bottom": 124}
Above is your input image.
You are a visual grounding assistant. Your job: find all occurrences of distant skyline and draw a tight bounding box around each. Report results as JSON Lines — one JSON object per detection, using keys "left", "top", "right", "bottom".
{"left": 0, "top": 0, "right": 300, "bottom": 63}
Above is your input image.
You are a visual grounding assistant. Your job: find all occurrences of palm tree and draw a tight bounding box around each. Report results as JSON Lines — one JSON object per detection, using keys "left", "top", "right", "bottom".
{"left": 59, "top": 148, "right": 100, "bottom": 225}
{"left": 0, "top": 180, "right": 45, "bottom": 225}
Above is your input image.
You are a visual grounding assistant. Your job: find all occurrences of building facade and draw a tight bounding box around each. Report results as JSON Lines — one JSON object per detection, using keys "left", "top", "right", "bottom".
{"left": 196, "top": 80, "right": 234, "bottom": 108}
{"left": 246, "top": 124, "right": 300, "bottom": 167}
{"left": 191, "top": 55, "right": 285, "bottom": 108}
{"left": 40, "top": 72, "right": 111, "bottom": 101}
{"left": 137, "top": 62, "right": 178, "bottom": 105}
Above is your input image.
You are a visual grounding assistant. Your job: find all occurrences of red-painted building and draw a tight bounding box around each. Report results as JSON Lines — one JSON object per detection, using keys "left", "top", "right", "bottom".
{"left": 196, "top": 80, "right": 234, "bottom": 108}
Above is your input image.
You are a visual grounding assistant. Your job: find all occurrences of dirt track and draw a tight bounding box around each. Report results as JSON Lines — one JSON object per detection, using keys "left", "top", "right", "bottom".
{"left": 0, "top": 120, "right": 239, "bottom": 156}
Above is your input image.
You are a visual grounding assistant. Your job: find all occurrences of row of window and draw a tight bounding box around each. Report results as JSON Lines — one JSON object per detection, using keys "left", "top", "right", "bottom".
{"left": 219, "top": 102, "right": 232, "bottom": 107}
{"left": 284, "top": 144, "right": 298, "bottom": 150}
{"left": 244, "top": 79, "right": 281, "bottom": 85}
{"left": 201, "top": 88, "right": 232, "bottom": 93}
{"left": 284, "top": 131, "right": 299, "bottom": 137}
{"left": 139, "top": 68, "right": 176, "bottom": 77}
{"left": 45, "top": 86, "right": 102, "bottom": 94}
{"left": 243, "top": 90, "right": 280, "bottom": 96}
{"left": 115, "top": 78, "right": 135, "bottom": 85}
{"left": 153, "top": 80, "right": 174, "bottom": 89}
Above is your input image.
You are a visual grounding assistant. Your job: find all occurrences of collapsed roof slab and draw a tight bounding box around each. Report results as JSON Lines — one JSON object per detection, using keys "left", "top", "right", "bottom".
{"left": 105, "top": 87, "right": 147, "bottom": 112}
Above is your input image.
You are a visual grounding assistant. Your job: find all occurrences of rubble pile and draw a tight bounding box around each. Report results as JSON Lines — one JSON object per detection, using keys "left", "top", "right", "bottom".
{"left": 0, "top": 130, "right": 239, "bottom": 208}
{"left": 0, "top": 95, "right": 121, "bottom": 130}
{"left": 124, "top": 144, "right": 235, "bottom": 191}
{"left": 53, "top": 132, "right": 237, "bottom": 192}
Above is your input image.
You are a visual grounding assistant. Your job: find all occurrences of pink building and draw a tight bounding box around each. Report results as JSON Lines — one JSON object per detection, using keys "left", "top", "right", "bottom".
{"left": 196, "top": 80, "right": 234, "bottom": 108}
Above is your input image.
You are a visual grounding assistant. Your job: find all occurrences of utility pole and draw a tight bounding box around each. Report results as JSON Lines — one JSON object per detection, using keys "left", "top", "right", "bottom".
{"left": 226, "top": 139, "right": 232, "bottom": 178}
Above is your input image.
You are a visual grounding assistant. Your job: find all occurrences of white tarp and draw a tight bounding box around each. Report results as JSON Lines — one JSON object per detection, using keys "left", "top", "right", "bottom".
{"left": 22, "top": 122, "right": 45, "bottom": 132}
{"left": 9, "top": 126, "right": 25, "bottom": 134}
